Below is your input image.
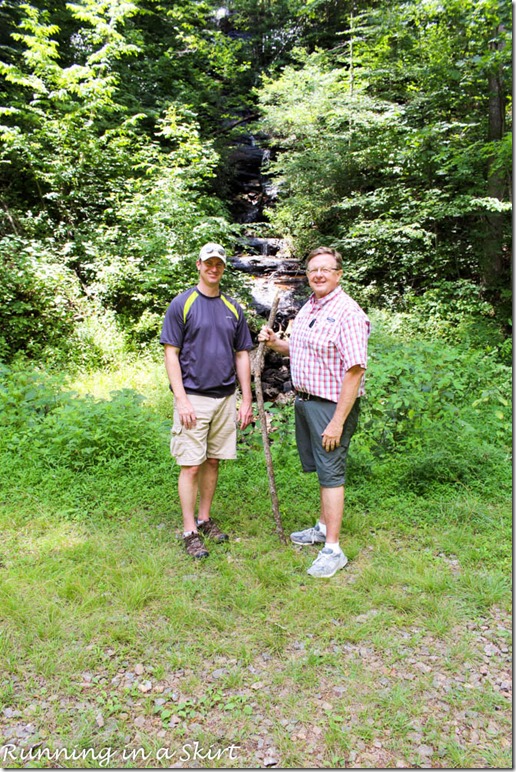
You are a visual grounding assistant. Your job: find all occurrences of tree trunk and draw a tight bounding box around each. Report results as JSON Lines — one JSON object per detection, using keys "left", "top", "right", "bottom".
{"left": 482, "top": 25, "right": 508, "bottom": 294}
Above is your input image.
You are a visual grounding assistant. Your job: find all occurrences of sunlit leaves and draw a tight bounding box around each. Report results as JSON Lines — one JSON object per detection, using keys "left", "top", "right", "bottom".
{"left": 256, "top": 0, "right": 511, "bottom": 305}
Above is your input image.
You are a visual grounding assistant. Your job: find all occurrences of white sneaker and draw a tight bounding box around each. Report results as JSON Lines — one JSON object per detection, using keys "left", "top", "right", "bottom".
{"left": 290, "top": 524, "right": 326, "bottom": 545}
{"left": 307, "top": 547, "right": 348, "bottom": 578}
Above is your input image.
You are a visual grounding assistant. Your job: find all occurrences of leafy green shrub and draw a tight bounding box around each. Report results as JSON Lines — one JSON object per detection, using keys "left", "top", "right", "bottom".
{"left": 342, "top": 319, "right": 511, "bottom": 498}
{"left": 30, "top": 390, "right": 167, "bottom": 471}
{"left": 0, "top": 364, "right": 65, "bottom": 433}
{"left": 358, "top": 327, "right": 511, "bottom": 456}
{"left": 389, "top": 430, "right": 510, "bottom": 496}
{"left": 0, "top": 237, "right": 80, "bottom": 363}
{"left": 398, "top": 281, "right": 507, "bottom": 355}
{"left": 72, "top": 306, "right": 130, "bottom": 370}
{"left": 0, "top": 365, "right": 167, "bottom": 472}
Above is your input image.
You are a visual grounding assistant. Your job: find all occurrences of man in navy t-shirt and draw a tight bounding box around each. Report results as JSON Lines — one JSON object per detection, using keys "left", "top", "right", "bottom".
{"left": 160, "top": 243, "right": 254, "bottom": 559}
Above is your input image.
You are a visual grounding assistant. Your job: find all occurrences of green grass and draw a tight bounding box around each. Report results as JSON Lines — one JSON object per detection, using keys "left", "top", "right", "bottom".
{"left": 0, "top": 357, "right": 511, "bottom": 769}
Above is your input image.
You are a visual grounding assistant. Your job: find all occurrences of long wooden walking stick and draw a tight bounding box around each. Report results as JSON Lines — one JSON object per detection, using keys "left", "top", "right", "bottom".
{"left": 253, "top": 291, "right": 288, "bottom": 544}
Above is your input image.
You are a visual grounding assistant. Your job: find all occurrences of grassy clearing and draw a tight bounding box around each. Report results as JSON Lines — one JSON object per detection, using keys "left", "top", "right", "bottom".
{"left": 0, "top": 351, "right": 511, "bottom": 769}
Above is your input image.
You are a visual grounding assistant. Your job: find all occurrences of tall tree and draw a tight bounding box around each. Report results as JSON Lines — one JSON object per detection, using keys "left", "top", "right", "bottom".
{"left": 483, "top": 20, "right": 510, "bottom": 295}
{"left": 0, "top": 0, "right": 241, "bottom": 359}
{"left": 256, "top": 0, "right": 512, "bottom": 311}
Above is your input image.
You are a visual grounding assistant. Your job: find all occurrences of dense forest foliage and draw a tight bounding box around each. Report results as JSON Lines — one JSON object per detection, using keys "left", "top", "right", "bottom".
{"left": 0, "top": 0, "right": 511, "bottom": 366}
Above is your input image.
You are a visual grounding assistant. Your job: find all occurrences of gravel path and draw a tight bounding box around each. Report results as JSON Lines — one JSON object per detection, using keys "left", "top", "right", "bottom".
{"left": 0, "top": 607, "right": 511, "bottom": 768}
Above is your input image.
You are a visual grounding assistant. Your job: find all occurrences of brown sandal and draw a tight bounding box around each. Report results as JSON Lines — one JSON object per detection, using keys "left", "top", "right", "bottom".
{"left": 184, "top": 532, "right": 209, "bottom": 558}
{"left": 197, "top": 519, "right": 229, "bottom": 543}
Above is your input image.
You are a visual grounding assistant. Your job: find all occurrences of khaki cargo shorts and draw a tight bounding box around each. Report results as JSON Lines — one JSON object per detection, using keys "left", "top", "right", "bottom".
{"left": 171, "top": 392, "right": 237, "bottom": 466}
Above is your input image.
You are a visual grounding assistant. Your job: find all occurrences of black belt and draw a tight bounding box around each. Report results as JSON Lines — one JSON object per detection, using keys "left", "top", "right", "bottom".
{"left": 295, "top": 390, "right": 334, "bottom": 403}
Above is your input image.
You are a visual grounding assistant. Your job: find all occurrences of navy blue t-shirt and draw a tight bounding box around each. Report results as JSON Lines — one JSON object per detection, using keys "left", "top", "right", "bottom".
{"left": 160, "top": 287, "right": 253, "bottom": 397}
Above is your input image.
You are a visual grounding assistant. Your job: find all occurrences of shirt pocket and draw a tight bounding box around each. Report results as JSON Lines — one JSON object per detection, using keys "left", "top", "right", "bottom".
{"left": 309, "top": 328, "right": 338, "bottom": 357}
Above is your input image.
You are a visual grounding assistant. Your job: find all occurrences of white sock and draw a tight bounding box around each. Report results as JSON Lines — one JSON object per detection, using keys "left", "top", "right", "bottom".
{"left": 317, "top": 521, "right": 327, "bottom": 536}
{"left": 325, "top": 541, "right": 341, "bottom": 554}
{"left": 184, "top": 530, "right": 197, "bottom": 537}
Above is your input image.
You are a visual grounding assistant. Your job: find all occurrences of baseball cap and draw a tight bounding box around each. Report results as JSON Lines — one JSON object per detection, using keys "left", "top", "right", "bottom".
{"left": 199, "top": 243, "right": 227, "bottom": 264}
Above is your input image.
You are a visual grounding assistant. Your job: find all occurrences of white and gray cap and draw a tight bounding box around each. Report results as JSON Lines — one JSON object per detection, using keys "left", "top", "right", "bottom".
{"left": 199, "top": 243, "right": 227, "bottom": 264}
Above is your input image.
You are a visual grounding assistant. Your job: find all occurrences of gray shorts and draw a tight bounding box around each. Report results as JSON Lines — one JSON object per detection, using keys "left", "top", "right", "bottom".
{"left": 295, "top": 397, "right": 360, "bottom": 487}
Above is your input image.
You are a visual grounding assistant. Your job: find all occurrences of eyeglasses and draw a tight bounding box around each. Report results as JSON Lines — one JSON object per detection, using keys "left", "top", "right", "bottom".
{"left": 306, "top": 266, "right": 340, "bottom": 276}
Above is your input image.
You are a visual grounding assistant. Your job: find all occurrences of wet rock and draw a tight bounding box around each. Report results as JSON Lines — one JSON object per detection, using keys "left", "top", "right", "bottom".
{"left": 237, "top": 236, "right": 286, "bottom": 256}
{"left": 229, "top": 254, "right": 299, "bottom": 275}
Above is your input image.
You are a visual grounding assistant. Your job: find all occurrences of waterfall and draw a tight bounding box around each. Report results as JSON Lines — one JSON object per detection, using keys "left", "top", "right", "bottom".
{"left": 226, "top": 132, "right": 307, "bottom": 326}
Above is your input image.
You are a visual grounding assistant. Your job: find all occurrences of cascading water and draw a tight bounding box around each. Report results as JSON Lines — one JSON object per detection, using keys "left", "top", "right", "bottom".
{"left": 226, "top": 132, "right": 307, "bottom": 332}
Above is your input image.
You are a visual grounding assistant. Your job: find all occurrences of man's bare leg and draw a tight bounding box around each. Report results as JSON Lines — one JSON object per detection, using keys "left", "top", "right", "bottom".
{"left": 178, "top": 465, "right": 200, "bottom": 533}
{"left": 320, "top": 485, "right": 345, "bottom": 543}
{"left": 197, "top": 458, "right": 219, "bottom": 523}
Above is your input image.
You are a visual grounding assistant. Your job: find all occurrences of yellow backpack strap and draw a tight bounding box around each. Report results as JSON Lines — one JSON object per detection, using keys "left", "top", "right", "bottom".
{"left": 221, "top": 294, "right": 239, "bottom": 320}
{"left": 183, "top": 290, "right": 199, "bottom": 323}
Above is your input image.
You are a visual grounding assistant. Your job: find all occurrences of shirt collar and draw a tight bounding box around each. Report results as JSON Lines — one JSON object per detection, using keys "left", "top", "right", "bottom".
{"left": 309, "top": 285, "right": 342, "bottom": 309}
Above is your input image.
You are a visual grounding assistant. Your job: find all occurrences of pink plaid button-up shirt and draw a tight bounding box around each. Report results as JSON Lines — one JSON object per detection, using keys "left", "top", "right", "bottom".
{"left": 290, "top": 287, "right": 370, "bottom": 402}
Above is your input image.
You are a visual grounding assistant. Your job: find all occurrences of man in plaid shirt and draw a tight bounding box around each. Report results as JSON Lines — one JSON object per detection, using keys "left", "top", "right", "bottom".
{"left": 259, "top": 247, "right": 370, "bottom": 578}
